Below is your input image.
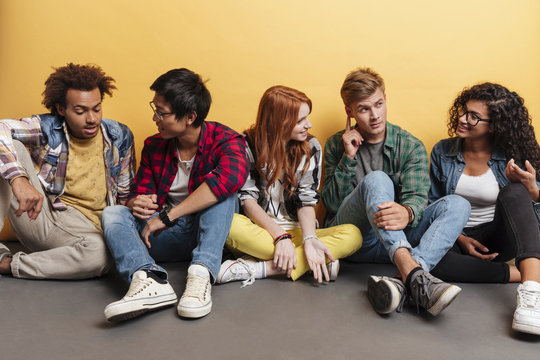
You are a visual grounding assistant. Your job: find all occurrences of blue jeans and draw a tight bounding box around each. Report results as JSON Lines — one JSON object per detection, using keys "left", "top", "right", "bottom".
{"left": 335, "top": 171, "right": 470, "bottom": 271}
{"left": 102, "top": 194, "right": 236, "bottom": 283}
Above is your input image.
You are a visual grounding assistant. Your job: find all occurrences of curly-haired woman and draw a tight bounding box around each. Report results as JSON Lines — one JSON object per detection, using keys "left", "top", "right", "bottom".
{"left": 429, "top": 83, "right": 540, "bottom": 335}
{"left": 217, "top": 86, "right": 362, "bottom": 286}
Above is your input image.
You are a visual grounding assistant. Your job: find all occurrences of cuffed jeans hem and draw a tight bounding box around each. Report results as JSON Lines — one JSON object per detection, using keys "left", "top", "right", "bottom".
{"left": 388, "top": 242, "right": 429, "bottom": 272}
{"left": 387, "top": 240, "right": 412, "bottom": 264}
{"left": 515, "top": 252, "right": 540, "bottom": 270}
{"left": 411, "top": 256, "right": 429, "bottom": 272}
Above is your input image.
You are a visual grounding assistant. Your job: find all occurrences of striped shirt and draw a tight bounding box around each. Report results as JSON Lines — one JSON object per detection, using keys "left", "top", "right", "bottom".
{"left": 239, "top": 136, "right": 321, "bottom": 227}
{"left": 322, "top": 122, "right": 429, "bottom": 227}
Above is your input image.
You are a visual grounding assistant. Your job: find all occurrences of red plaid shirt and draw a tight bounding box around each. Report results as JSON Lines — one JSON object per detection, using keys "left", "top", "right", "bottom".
{"left": 130, "top": 121, "right": 248, "bottom": 208}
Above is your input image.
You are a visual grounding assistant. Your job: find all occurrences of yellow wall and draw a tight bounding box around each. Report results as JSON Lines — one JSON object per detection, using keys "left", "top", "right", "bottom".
{"left": 1, "top": 0, "right": 540, "bottom": 240}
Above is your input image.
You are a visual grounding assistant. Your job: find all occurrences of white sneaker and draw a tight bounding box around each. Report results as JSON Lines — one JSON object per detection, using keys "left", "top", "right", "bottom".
{"left": 327, "top": 260, "right": 340, "bottom": 281}
{"left": 177, "top": 264, "right": 212, "bottom": 318}
{"left": 0, "top": 242, "right": 12, "bottom": 262}
{"left": 512, "top": 280, "right": 540, "bottom": 335}
{"left": 217, "top": 257, "right": 257, "bottom": 287}
{"left": 104, "top": 270, "right": 177, "bottom": 322}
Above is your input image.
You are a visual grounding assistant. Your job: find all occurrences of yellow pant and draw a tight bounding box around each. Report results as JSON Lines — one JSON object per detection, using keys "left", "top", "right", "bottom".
{"left": 226, "top": 214, "right": 363, "bottom": 280}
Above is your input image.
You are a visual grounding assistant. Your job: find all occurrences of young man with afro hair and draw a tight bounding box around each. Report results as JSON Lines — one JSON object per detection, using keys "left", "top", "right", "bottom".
{"left": 0, "top": 63, "right": 136, "bottom": 279}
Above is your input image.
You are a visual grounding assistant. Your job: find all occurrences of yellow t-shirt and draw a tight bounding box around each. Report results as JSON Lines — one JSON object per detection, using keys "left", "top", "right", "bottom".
{"left": 59, "top": 129, "right": 107, "bottom": 231}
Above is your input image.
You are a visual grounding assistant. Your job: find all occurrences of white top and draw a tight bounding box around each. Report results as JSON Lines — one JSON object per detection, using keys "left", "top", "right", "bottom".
{"left": 166, "top": 152, "right": 194, "bottom": 208}
{"left": 454, "top": 168, "right": 499, "bottom": 227}
{"left": 267, "top": 177, "right": 296, "bottom": 230}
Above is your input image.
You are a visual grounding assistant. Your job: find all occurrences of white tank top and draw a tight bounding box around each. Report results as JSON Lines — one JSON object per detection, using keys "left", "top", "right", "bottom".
{"left": 454, "top": 168, "right": 499, "bottom": 227}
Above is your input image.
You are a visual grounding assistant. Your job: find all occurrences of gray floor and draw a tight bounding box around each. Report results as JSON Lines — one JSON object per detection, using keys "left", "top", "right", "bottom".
{"left": 1, "top": 241, "right": 539, "bottom": 360}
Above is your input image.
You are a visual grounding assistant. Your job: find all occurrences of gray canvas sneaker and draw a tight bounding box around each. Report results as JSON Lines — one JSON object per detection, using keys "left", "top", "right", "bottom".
{"left": 0, "top": 243, "right": 12, "bottom": 262}
{"left": 409, "top": 270, "right": 461, "bottom": 316}
{"left": 367, "top": 275, "right": 407, "bottom": 314}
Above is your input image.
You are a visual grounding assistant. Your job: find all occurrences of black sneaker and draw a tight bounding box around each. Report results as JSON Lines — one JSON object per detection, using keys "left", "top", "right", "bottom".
{"left": 409, "top": 270, "right": 461, "bottom": 316}
{"left": 367, "top": 275, "right": 407, "bottom": 314}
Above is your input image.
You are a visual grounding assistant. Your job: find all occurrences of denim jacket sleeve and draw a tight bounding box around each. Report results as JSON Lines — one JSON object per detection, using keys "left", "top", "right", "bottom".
{"left": 428, "top": 140, "right": 447, "bottom": 204}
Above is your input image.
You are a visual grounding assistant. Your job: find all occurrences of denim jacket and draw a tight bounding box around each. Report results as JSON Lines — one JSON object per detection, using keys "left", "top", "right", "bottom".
{"left": 429, "top": 137, "right": 540, "bottom": 224}
{"left": 0, "top": 113, "right": 136, "bottom": 210}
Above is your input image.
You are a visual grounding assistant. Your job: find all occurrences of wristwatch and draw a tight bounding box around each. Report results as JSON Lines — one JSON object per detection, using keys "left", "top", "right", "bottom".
{"left": 158, "top": 208, "right": 178, "bottom": 227}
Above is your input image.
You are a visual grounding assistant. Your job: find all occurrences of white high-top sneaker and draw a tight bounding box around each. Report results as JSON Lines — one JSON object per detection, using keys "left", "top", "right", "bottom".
{"left": 104, "top": 270, "right": 177, "bottom": 322}
{"left": 512, "top": 280, "right": 540, "bottom": 335}
{"left": 177, "top": 264, "right": 212, "bottom": 318}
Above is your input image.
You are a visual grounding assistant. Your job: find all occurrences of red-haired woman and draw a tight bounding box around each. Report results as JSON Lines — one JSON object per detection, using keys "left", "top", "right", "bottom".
{"left": 217, "top": 86, "right": 362, "bottom": 286}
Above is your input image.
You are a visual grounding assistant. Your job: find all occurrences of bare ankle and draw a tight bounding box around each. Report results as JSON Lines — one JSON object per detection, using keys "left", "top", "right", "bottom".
{"left": 393, "top": 248, "right": 420, "bottom": 279}
{"left": 508, "top": 264, "right": 521, "bottom": 283}
{"left": 264, "top": 260, "right": 286, "bottom": 277}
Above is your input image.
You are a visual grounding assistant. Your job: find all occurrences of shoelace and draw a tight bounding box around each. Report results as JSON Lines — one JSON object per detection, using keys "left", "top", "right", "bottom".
{"left": 183, "top": 274, "right": 208, "bottom": 300}
{"left": 519, "top": 288, "right": 540, "bottom": 310}
{"left": 234, "top": 258, "right": 256, "bottom": 288}
{"left": 126, "top": 277, "right": 152, "bottom": 298}
{"left": 412, "top": 273, "right": 433, "bottom": 313}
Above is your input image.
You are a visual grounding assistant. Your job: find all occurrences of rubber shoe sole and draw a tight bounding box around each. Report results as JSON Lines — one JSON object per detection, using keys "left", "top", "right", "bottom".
{"left": 367, "top": 275, "right": 403, "bottom": 314}
{"left": 512, "top": 319, "right": 540, "bottom": 335}
{"left": 177, "top": 300, "right": 212, "bottom": 318}
{"left": 217, "top": 260, "right": 240, "bottom": 283}
{"left": 105, "top": 293, "right": 178, "bottom": 322}
{"left": 426, "top": 285, "right": 462, "bottom": 316}
{"left": 328, "top": 260, "right": 340, "bottom": 282}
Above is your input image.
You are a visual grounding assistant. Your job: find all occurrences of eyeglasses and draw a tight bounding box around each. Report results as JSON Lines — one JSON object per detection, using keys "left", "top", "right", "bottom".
{"left": 149, "top": 101, "right": 174, "bottom": 121}
{"left": 459, "top": 111, "right": 491, "bottom": 126}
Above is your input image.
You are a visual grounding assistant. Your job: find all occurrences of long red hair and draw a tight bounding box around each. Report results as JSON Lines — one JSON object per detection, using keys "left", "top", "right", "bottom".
{"left": 245, "top": 85, "right": 313, "bottom": 194}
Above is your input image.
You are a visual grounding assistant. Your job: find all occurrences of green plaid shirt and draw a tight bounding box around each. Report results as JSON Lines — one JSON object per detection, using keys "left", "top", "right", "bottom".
{"left": 322, "top": 122, "right": 429, "bottom": 227}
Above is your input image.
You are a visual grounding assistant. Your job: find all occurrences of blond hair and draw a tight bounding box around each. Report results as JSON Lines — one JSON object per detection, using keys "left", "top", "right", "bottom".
{"left": 340, "top": 67, "right": 385, "bottom": 106}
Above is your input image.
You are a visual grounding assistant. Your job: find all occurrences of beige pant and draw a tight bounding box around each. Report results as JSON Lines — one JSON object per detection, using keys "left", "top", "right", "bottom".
{"left": 0, "top": 141, "right": 109, "bottom": 279}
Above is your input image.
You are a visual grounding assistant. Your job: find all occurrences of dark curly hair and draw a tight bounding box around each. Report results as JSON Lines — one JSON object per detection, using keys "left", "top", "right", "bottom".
{"left": 448, "top": 82, "right": 540, "bottom": 179}
{"left": 42, "top": 63, "right": 116, "bottom": 115}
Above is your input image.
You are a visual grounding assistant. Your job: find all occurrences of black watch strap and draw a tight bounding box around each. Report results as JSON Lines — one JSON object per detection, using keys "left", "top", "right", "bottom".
{"left": 159, "top": 208, "right": 178, "bottom": 227}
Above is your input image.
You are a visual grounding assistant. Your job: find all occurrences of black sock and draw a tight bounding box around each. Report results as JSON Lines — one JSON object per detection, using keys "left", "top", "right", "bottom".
{"left": 146, "top": 270, "right": 167, "bottom": 284}
{"left": 405, "top": 266, "right": 423, "bottom": 290}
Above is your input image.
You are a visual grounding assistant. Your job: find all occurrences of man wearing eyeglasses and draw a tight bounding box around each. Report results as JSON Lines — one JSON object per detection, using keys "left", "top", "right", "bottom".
{"left": 0, "top": 63, "right": 135, "bottom": 279}
{"left": 321, "top": 67, "right": 470, "bottom": 317}
{"left": 101, "top": 68, "right": 248, "bottom": 321}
